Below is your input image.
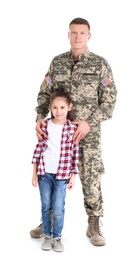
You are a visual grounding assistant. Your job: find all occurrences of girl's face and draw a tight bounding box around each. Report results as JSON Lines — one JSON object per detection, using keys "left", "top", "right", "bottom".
{"left": 50, "top": 97, "right": 72, "bottom": 124}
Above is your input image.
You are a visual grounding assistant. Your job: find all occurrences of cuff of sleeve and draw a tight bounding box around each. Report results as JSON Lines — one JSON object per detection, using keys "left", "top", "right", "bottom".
{"left": 36, "top": 114, "right": 44, "bottom": 122}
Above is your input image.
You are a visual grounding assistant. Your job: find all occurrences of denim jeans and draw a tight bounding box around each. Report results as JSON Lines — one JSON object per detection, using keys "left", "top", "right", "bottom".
{"left": 38, "top": 173, "right": 68, "bottom": 238}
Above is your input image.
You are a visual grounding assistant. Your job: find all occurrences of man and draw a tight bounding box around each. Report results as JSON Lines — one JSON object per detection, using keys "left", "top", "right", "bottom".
{"left": 30, "top": 17, "right": 117, "bottom": 246}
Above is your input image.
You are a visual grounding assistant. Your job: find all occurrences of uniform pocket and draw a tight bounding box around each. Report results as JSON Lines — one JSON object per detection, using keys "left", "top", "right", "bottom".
{"left": 80, "top": 73, "right": 99, "bottom": 83}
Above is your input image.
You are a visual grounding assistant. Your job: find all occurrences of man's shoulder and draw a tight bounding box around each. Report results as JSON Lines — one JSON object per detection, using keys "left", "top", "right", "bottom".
{"left": 53, "top": 51, "right": 70, "bottom": 61}
{"left": 89, "top": 51, "right": 108, "bottom": 63}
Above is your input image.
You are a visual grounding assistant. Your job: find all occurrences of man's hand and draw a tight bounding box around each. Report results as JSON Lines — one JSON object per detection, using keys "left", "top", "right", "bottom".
{"left": 72, "top": 120, "right": 90, "bottom": 142}
{"left": 35, "top": 118, "right": 46, "bottom": 140}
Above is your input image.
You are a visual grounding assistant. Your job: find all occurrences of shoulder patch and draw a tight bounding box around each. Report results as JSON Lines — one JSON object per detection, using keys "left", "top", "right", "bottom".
{"left": 102, "top": 78, "right": 111, "bottom": 86}
{"left": 45, "top": 75, "right": 51, "bottom": 83}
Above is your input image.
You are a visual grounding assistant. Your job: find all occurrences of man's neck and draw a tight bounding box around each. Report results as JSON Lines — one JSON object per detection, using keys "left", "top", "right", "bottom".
{"left": 71, "top": 47, "right": 87, "bottom": 61}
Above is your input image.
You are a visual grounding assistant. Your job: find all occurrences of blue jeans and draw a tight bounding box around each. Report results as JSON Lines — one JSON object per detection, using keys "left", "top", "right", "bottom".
{"left": 38, "top": 173, "right": 68, "bottom": 238}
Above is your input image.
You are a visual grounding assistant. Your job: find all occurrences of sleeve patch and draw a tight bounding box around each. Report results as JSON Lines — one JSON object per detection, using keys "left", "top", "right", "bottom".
{"left": 45, "top": 75, "right": 51, "bottom": 83}
{"left": 102, "top": 78, "right": 111, "bottom": 86}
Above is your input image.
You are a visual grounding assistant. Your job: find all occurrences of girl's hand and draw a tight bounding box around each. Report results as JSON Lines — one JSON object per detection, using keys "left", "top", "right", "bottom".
{"left": 67, "top": 175, "right": 75, "bottom": 189}
{"left": 32, "top": 175, "right": 38, "bottom": 187}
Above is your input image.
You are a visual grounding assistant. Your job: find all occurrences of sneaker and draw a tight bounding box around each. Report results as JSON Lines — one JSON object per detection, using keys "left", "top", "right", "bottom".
{"left": 53, "top": 237, "right": 64, "bottom": 252}
{"left": 30, "top": 223, "right": 43, "bottom": 238}
{"left": 41, "top": 235, "right": 52, "bottom": 250}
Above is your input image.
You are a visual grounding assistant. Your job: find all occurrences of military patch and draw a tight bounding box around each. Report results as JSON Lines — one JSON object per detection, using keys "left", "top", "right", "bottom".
{"left": 45, "top": 75, "right": 51, "bottom": 83}
{"left": 102, "top": 78, "right": 111, "bottom": 86}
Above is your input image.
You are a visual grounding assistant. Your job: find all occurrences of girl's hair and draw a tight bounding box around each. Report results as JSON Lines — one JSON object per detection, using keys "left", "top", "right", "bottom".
{"left": 50, "top": 87, "right": 74, "bottom": 121}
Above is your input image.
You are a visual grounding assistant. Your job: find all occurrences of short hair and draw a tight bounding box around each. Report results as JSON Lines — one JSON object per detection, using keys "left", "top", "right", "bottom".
{"left": 69, "top": 17, "right": 90, "bottom": 31}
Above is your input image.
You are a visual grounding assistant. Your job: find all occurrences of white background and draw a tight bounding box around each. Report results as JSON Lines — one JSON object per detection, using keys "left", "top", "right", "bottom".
{"left": 0, "top": 0, "right": 140, "bottom": 259}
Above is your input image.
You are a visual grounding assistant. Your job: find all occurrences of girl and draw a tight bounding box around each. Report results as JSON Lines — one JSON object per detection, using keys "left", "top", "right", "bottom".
{"left": 31, "top": 88, "right": 79, "bottom": 252}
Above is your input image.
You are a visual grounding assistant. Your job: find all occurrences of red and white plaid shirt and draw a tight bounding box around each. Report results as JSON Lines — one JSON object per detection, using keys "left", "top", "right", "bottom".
{"left": 32, "top": 119, "right": 79, "bottom": 179}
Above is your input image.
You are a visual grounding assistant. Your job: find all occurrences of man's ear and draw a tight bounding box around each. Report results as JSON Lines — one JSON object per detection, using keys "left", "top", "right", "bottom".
{"left": 88, "top": 33, "right": 91, "bottom": 41}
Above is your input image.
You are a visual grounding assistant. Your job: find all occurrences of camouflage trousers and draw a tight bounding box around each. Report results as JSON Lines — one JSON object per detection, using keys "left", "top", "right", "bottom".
{"left": 79, "top": 130, "right": 105, "bottom": 217}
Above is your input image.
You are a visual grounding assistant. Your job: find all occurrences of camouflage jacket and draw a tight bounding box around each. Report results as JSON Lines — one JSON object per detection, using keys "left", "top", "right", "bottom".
{"left": 36, "top": 48, "right": 117, "bottom": 132}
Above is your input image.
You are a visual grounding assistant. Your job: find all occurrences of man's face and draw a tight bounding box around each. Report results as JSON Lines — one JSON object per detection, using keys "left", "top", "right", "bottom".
{"left": 68, "top": 24, "right": 91, "bottom": 52}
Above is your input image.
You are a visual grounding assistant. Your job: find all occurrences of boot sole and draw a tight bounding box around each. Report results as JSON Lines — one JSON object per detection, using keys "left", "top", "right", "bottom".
{"left": 87, "top": 230, "right": 105, "bottom": 246}
{"left": 90, "top": 240, "right": 106, "bottom": 246}
{"left": 30, "top": 231, "right": 41, "bottom": 238}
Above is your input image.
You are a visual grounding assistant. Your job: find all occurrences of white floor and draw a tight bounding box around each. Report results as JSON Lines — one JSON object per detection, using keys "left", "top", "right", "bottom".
{"left": 0, "top": 1, "right": 140, "bottom": 259}
{"left": 1, "top": 103, "right": 140, "bottom": 260}
{"left": 0, "top": 106, "right": 140, "bottom": 260}
{"left": 1, "top": 160, "right": 140, "bottom": 260}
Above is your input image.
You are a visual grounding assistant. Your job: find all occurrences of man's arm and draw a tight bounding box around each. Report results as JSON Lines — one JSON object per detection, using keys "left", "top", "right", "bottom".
{"left": 35, "top": 74, "right": 53, "bottom": 121}
{"left": 35, "top": 61, "right": 54, "bottom": 139}
{"left": 73, "top": 60, "right": 117, "bottom": 142}
{"left": 86, "top": 59, "right": 117, "bottom": 129}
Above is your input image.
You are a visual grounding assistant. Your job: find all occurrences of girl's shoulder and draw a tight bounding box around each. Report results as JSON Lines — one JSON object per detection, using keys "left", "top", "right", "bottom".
{"left": 66, "top": 120, "right": 78, "bottom": 130}
{"left": 42, "top": 118, "right": 50, "bottom": 131}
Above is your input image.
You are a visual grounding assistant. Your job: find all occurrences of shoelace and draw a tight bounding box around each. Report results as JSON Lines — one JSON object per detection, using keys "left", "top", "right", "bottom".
{"left": 53, "top": 237, "right": 67, "bottom": 245}
{"left": 90, "top": 217, "right": 103, "bottom": 236}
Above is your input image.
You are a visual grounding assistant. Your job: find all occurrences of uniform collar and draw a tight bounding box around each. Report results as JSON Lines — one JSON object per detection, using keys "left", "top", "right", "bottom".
{"left": 69, "top": 48, "right": 90, "bottom": 62}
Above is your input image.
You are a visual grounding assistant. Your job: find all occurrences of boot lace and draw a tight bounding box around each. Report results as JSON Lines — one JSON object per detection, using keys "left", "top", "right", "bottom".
{"left": 89, "top": 216, "right": 103, "bottom": 236}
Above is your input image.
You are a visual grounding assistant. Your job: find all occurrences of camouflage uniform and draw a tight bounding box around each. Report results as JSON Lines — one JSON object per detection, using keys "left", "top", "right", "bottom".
{"left": 36, "top": 48, "right": 117, "bottom": 217}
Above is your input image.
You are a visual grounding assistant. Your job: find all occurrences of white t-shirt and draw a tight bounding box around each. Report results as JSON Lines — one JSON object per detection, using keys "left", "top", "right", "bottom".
{"left": 44, "top": 120, "right": 64, "bottom": 173}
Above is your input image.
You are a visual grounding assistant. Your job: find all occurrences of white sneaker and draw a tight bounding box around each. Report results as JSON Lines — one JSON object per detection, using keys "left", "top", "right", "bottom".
{"left": 41, "top": 235, "right": 52, "bottom": 250}
{"left": 53, "top": 237, "right": 64, "bottom": 252}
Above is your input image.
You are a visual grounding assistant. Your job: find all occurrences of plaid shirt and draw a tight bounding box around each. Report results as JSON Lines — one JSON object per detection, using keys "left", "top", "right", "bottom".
{"left": 32, "top": 119, "right": 79, "bottom": 179}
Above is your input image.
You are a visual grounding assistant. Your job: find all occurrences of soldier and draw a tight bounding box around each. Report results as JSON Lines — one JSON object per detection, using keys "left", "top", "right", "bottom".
{"left": 30, "top": 17, "right": 117, "bottom": 246}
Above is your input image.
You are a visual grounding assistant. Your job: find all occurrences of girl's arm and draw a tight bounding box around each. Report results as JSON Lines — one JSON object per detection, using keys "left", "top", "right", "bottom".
{"left": 32, "top": 164, "right": 38, "bottom": 187}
